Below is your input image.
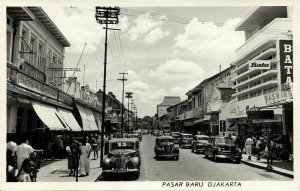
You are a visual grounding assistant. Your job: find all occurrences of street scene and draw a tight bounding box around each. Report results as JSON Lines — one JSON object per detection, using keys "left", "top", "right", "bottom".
{"left": 5, "top": 4, "right": 294, "bottom": 187}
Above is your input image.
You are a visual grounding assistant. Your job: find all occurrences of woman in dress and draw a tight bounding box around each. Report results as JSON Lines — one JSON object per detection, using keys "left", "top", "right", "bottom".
{"left": 16, "top": 158, "right": 35, "bottom": 182}
{"left": 79, "top": 138, "right": 91, "bottom": 176}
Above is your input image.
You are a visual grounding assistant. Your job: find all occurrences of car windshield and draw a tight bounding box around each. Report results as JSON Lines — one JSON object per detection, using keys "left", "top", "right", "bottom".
{"left": 182, "top": 135, "right": 192, "bottom": 139}
{"left": 159, "top": 139, "right": 173, "bottom": 143}
{"left": 128, "top": 134, "right": 137, "bottom": 138}
{"left": 215, "top": 137, "right": 235, "bottom": 146}
{"left": 110, "top": 142, "right": 135, "bottom": 150}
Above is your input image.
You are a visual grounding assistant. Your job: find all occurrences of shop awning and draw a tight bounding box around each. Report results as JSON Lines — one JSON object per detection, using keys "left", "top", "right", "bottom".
{"left": 75, "top": 103, "right": 99, "bottom": 131}
{"left": 57, "top": 108, "right": 82, "bottom": 132}
{"left": 32, "top": 101, "right": 67, "bottom": 131}
{"left": 193, "top": 115, "right": 211, "bottom": 124}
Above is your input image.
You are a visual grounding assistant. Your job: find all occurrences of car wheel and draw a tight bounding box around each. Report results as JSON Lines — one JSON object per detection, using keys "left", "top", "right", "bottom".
{"left": 191, "top": 147, "right": 194, "bottom": 153}
{"left": 175, "top": 156, "right": 179, "bottom": 160}
{"left": 132, "top": 172, "right": 140, "bottom": 180}
{"left": 235, "top": 159, "right": 241, "bottom": 164}
{"left": 204, "top": 150, "right": 208, "bottom": 158}
{"left": 213, "top": 153, "right": 217, "bottom": 162}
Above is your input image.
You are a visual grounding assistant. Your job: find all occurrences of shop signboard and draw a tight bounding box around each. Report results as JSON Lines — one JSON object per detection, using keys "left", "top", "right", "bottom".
{"left": 247, "top": 110, "right": 274, "bottom": 120}
{"left": 219, "top": 120, "right": 226, "bottom": 132}
{"left": 264, "top": 89, "right": 293, "bottom": 106}
{"left": 279, "top": 40, "right": 293, "bottom": 84}
{"left": 248, "top": 60, "right": 271, "bottom": 70}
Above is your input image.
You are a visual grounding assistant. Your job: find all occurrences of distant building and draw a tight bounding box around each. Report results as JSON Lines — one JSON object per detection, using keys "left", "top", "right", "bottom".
{"left": 157, "top": 96, "right": 181, "bottom": 118}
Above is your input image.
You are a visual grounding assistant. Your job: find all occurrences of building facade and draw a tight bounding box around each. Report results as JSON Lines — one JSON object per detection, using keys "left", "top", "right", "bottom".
{"left": 230, "top": 6, "right": 293, "bottom": 151}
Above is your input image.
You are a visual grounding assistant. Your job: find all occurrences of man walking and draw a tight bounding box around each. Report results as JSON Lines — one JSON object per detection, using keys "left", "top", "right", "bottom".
{"left": 244, "top": 135, "right": 254, "bottom": 160}
{"left": 16, "top": 137, "right": 34, "bottom": 171}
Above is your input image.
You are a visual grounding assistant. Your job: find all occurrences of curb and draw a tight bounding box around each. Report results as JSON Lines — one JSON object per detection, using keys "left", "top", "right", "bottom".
{"left": 241, "top": 160, "right": 294, "bottom": 178}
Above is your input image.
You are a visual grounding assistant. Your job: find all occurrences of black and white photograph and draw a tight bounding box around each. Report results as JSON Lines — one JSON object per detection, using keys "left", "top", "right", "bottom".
{"left": 2, "top": 1, "right": 299, "bottom": 190}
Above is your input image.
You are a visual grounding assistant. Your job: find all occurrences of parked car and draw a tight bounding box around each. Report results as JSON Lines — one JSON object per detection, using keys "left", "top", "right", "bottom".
{"left": 102, "top": 138, "right": 141, "bottom": 179}
{"left": 154, "top": 136, "right": 179, "bottom": 160}
{"left": 127, "top": 133, "right": 141, "bottom": 141}
{"left": 204, "top": 136, "right": 242, "bottom": 163}
{"left": 158, "top": 130, "right": 164, "bottom": 137}
{"left": 170, "top": 132, "right": 180, "bottom": 144}
{"left": 132, "top": 131, "right": 143, "bottom": 141}
{"left": 179, "top": 133, "right": 193, "bottom": 148}
{"left": 191, "top": 135, "right": 209, "bottom": 153}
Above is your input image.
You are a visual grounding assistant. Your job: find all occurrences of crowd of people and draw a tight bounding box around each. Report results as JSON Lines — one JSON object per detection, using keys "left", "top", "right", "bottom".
{"left": 6, "top": 134, "right": 103, "bottom": 182}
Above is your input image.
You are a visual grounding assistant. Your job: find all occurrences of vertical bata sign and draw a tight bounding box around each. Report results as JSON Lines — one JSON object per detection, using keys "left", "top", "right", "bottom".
{"left": 280, "top": 40, "right": 293, "bottom": 84}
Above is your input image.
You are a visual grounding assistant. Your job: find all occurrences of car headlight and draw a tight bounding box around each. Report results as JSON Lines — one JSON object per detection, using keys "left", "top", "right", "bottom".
{"left": 110, "top": 156, "right": 115, "bottom": 162}
{"left": 218, "top": 147, "right": 221, "bottom": 152}
{"left": 237, "top": 148, "right": 241, "bottom": 153}
{"left": 126, "top": 155, "right": 132, "bottom": 162}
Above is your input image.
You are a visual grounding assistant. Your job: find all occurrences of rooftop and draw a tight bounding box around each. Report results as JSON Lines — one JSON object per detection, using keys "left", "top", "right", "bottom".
{"left": 158, "top": 96, "right": 181, "bottom": 106}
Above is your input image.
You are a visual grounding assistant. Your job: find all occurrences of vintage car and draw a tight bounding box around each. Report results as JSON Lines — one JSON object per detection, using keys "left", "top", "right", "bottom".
{"left": 170, "top": 132, "right": 180, "bottom": 144}
{"left": 158, "top": 130, "right": 164, "bottom": 137}
{"left": 102, "top": 138, "right": 141, "bottom": 179}
{"left": 191, "top": 135, "right": 209, "bottom": 153}
{"left": 204, "top": 136, "right": 242, "bottom": 163}
{"left": 126, "top": 133, "right": 141, "bottom": 141}
{"left": 154, "top": 136, "right": 179, "bottom": 160}
{"left": 179, "top": 133, "right": 193, "bottom": 148}
{"left": 132, "top": 131, "right": 143, "bottom": 141}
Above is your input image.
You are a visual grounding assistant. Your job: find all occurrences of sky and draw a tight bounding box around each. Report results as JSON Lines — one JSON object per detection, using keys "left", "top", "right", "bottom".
{"left": 43, "top": 6, "right": 254, "bottom": 117}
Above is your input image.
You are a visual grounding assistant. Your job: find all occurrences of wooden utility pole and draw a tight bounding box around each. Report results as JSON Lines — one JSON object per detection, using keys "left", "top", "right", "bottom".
{"left": 95, "top": 6, "right": 120, "bottom": 168}
{"left": 118, "top": 72, "right": 128, "bottom": 137}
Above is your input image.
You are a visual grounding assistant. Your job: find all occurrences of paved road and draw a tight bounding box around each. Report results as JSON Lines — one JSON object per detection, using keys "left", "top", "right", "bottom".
{"left": 99, "top": 135, "right": 291, "bottom": 181}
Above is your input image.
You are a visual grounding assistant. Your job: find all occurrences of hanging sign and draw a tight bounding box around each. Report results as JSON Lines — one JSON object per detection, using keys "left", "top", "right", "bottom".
{"left": 279, "top": 40, "right": 293, "bottom": 84}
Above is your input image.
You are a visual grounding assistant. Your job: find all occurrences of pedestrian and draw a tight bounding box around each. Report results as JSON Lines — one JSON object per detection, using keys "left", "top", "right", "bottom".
{"left": 16, "top": 137, "right": 34, "bottom": 171}
{"left": 16, "top": 158, "right": 35, "bottom": 182}
{"left": 7, "top": 136, "right": 17, "bottom": 169}
{"left": 6, "top": 143, "right": 18, "bottom": 182}
{"left": 66, "top": 139, "right": 81, "bottom": 176}
{"left": 255, "top": 137, "right": 263, "bottom": 160}
{"left": 266, "top": 136, "right": 275, "bottom": 169}
{"left": 91, "top": 137, "right": 98, "bottom": 160}
{"left": 232, "top": 133, "right": 237, "bottom": 143}
{"left": 244, "top": 135, "right": 254, "bottom": 160}
{"left": 79, "top": 138, "right": 92, "bottom": 176}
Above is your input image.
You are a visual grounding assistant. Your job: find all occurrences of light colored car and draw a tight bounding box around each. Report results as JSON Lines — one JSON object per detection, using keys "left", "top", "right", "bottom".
{"left": 191, "top": 135, "right": 209, "bottom": 153}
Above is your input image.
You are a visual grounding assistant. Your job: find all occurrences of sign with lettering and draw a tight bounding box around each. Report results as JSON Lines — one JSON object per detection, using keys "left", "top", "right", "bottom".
{"left": 279, "top": 40, "right": 293, "bottom": 84}
{"left": 247, "top": 110, "right": 274, "bottom": 120}
{"left": 248, "top": 60, "right": 271, "bottom": 70}
{"left": 219, "top": 120, "right": 226, "bottom": 132}
{"left": 264, "top": 89, "right": 293, "bottom": 106}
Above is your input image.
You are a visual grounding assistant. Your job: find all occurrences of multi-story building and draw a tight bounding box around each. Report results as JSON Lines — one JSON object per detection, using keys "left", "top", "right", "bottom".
{"left": 6, "top": 7, "right": 74, "bottom": 148}
{"left": 177, "top": 66, "right": 234, "bottom": 135}
{"left": 157, "top": 96, "right": 181, "bottom": 129}
{"left": 167, "top": 100, "right": 188, "bottom": 132}
{"left": 229, "top": 6, "right": 293, "bottom": 151}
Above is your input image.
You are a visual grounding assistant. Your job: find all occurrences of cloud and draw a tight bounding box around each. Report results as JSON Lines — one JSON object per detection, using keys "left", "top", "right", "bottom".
{"left": 43, "top": 7, "right": 104, "bottom": 54}
{"left": 126, "top": 13, "right": 169, "bottom": 44}
{"left": 174, "top": 17, "right": 244, "bottom": 56}
{"left": 143, "top": 27, "right": 170, "bottom": 45}
{"left": 149, "top": 58, "right": 205, "bottom": 81}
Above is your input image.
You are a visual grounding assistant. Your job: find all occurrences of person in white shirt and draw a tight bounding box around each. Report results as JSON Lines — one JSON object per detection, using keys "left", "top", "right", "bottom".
{"left": 244, "top": 135, "right": 254, "bottom": 160}
{"left": 16, "top": 137, "right": 34, "bottom": 171}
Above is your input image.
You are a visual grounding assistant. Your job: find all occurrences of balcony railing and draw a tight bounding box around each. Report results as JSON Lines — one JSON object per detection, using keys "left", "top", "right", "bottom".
{"left": 7, "top": 62, "right": 73, "bottom": 106}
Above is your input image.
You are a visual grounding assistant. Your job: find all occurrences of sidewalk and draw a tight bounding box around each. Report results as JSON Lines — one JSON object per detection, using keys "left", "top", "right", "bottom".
{"left": 37, "top": 157, "right": 102, "bottom": 182}
{"left": 241, "top": 154, "right": 294, "bottom": 178}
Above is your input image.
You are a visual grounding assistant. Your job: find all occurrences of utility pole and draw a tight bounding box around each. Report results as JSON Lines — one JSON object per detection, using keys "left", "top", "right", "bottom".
{"left": 95, "top": 6, "right": 120, "bottom": 168}
{"left": 83, "top": 64, "right": 85, "bottom": 86}
{"left": 118, "top": 72, "right": 128, "bottom": 137}
{"left": 130, "top": 100, "right": 134, "bottom": 133}
{"left": 125, "top": 92, "right": 133, "bottom": 133}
